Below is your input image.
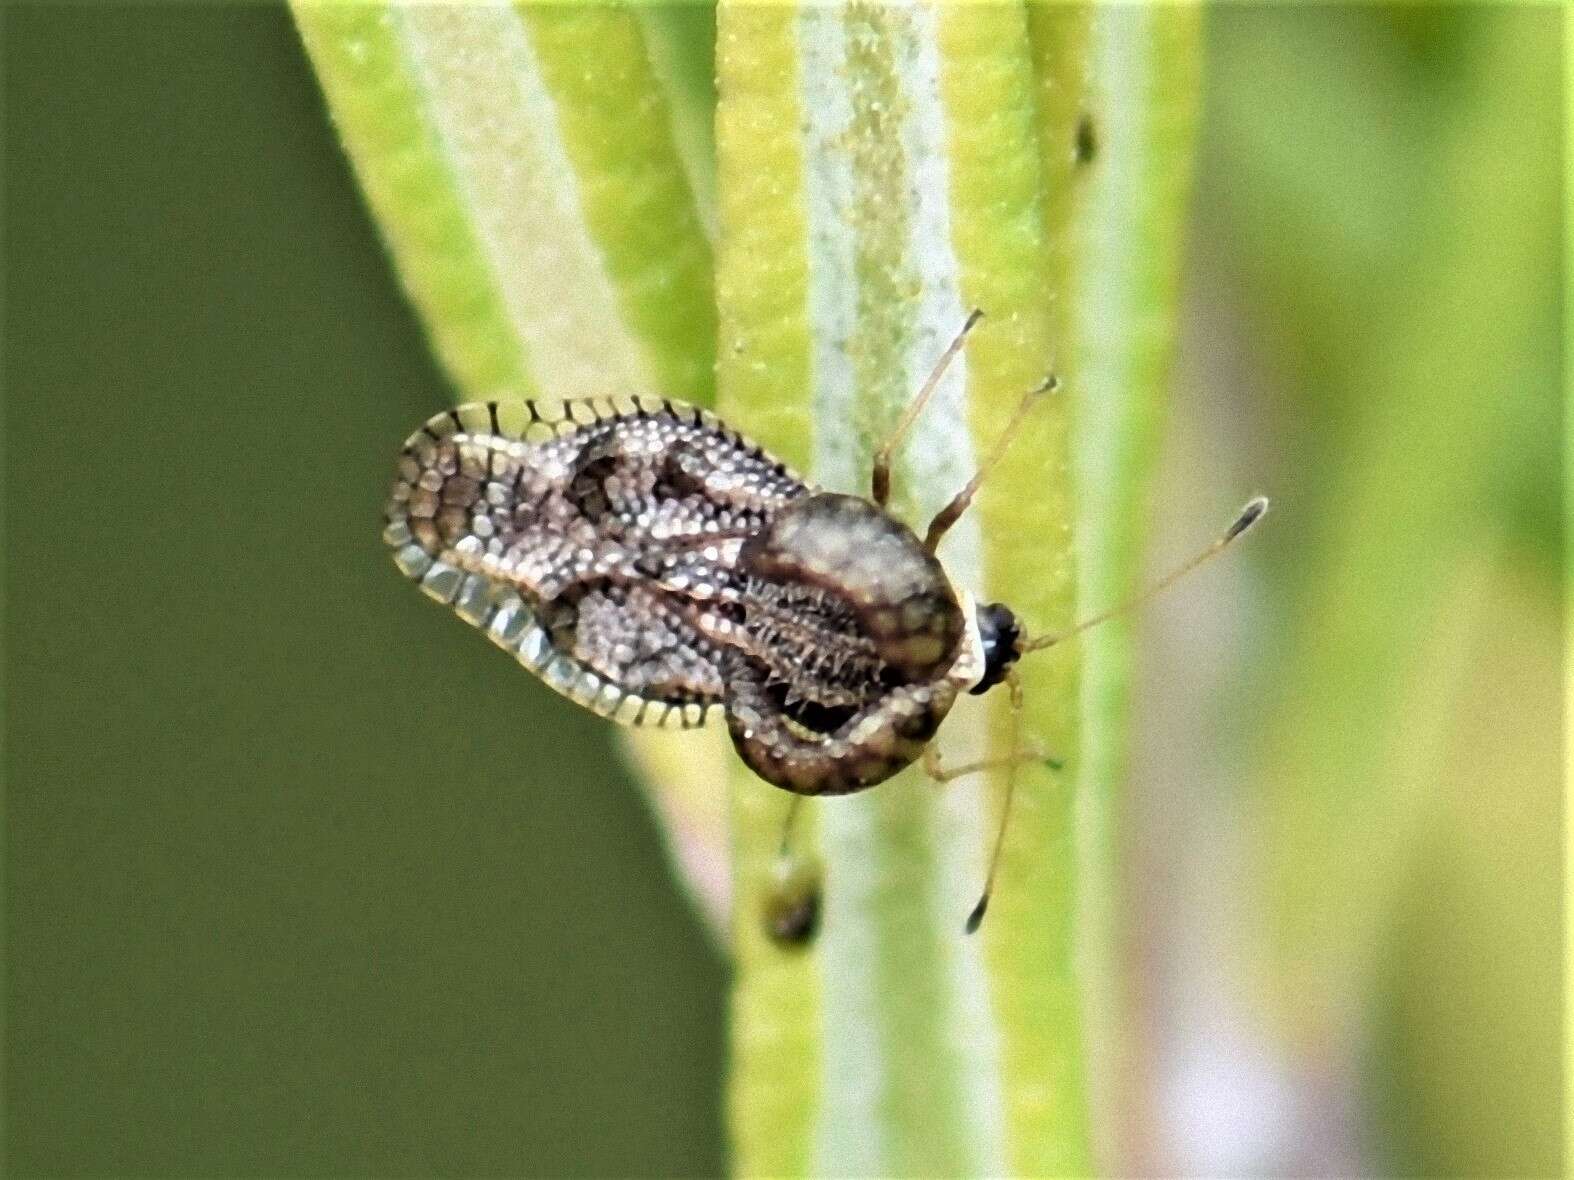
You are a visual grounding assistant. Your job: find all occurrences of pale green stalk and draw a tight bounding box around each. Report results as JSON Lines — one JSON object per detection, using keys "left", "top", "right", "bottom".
{"left": 290, "top": 0, "right": 733, "bottom": 929}
{"left": 717, "top": 4, "right": 1074, "bottom": 1168}
{"left": 719, "top": 4, "right": 1199, "bottom": 1174}
{"left": 294, "top": 5, "right": 1202, "bottom": 1171}
{"left": 1050, "top": 8, "right": 1200, "bottom": 1166}
{"left": 1564, "top": 10, "right": 1573, "bottom": 1170}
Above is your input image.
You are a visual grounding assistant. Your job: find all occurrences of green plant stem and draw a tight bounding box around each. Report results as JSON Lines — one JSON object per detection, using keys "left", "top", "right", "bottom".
{"left": 714, "top": 2, "right": 1204, "bottom": 1172}
{"left": 291, "top": 0, "right": 732, "bottom": 931}
{"left": 1048, "top": 7, "right": 1200, "bottom": 1166}
{"left": 294, "top": 6, "right": 1204, "bottom": 1171}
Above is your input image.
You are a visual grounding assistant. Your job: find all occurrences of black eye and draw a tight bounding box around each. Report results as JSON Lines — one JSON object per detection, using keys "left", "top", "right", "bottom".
{"left": 970, "top": 602, "right": 1021, "bottom": 695}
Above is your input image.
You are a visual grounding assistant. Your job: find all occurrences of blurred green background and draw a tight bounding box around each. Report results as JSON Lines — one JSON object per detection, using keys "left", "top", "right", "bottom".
{"left": 4, "top": 3, "right": 1561, "bottom": 1177}
{"left": 6, "top": 6, "right": 725, "bottom": 1176}
{"left": 1136, "top": 6, "right": 1561, "bottom": 1176}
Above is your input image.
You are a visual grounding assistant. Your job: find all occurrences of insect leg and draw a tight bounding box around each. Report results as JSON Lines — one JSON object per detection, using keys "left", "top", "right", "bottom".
{"left": 967, "top": 666, "right": 1029, "bottom": 933}
{"left": 764, "top": 843, "right": 822, "bottom": 949}
{"left": 924, "top": 373, "right": 1059, "bottom": 552}
{"left": 871, "top": 308, "right": 983, "bottom": 507}
{"left": 916, "top": 673, "right": 1058, "bottom": 932}
{"left": 777, "top": 793, "right": 804, "bottom": 861}
{"left": 920, "top": 742, "right": 1059, "bottom": 782}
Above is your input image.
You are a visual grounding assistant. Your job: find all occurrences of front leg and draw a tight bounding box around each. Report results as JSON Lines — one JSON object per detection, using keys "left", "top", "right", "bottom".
{"left": 921, "top": 743, "right": 1062, "bottom": 783}
{"left": 870, "top": 308, "right": 983, "bottom": 508}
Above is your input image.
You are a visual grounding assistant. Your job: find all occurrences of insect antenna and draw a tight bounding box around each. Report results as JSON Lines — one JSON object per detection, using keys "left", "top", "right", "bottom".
{"left": 872, "top": 308, "right": 984, "bottom": 508}
{"left": 1020, "top": 496, "right": 1270, "bottom": 654}
{"left": 966, "top": 666, "right": 1026, "bottom": 933}
{"left": 777, "top": 793, "right": 804, "bottom": 861}
{"left": 925, "top": 372, "right": 1060, "bottom": 552}
{"left": 969, "top": 497, "right": 1268, "bottom": 932}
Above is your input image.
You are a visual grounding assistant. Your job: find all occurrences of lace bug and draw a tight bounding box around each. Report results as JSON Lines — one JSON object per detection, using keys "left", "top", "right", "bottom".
{"left": 384, "top": 313, "right": 1266, "bottom": 931}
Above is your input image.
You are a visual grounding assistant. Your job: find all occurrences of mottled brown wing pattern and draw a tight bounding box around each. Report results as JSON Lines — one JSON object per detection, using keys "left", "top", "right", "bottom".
{"left": 383, "top": 397, "right": 809, "bottom": 729}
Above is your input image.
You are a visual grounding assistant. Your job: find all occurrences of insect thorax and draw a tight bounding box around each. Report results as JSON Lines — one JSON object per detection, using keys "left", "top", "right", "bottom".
{"left": 735, "top": 492, "right": 964, "bottom": 705}
{"left": 721, "top": 493, "right": 972, "bottom": 793}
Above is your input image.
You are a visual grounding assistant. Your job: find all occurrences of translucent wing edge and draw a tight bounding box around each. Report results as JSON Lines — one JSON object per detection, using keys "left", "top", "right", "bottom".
{"left": 381, "top": 527, "right": 720, "bottom": 731}
{"left": 385, "top": 395, "right": 750, "bottom": 731}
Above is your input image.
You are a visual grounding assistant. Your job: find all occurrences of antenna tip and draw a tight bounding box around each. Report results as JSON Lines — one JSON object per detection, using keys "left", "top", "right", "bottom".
{"left": 965, "top": 894, "right": 989, "bottom": 934}
{"left": 1225, "top": 496, "right": 1270, "bottom": 542}
{"left": 963, "top": 307, "right": 985, "bottom": 331}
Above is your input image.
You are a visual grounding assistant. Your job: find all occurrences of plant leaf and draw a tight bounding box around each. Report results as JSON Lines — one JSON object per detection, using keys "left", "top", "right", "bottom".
{"left": 292, "top": 0, "right": 733, "bottom": 934}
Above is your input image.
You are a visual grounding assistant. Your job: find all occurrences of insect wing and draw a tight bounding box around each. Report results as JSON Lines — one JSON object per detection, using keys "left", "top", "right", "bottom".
{"left": 385, "top": 397, "right": 809, "bottom": 729}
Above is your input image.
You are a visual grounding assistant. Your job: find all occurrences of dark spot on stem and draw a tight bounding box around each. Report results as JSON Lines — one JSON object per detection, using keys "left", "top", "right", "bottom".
{"left": 1074, "top": 112, "right": 1098, "bottom": 165}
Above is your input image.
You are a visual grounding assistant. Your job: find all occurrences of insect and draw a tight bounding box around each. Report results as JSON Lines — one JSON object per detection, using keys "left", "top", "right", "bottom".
{"left": 383, "top": 312, "right": 1266, "bottom": 931}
